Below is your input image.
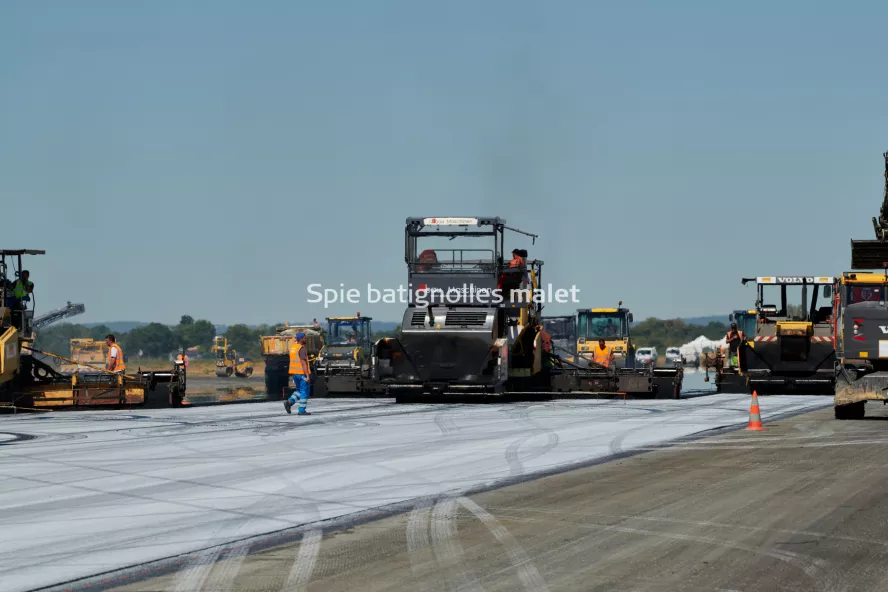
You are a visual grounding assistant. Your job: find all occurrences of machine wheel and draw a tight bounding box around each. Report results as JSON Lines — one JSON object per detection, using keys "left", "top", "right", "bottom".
{"left": 170, "top": 389, "right": 184, "bottom": 407}
{"left": 244, "top": 366, "right": 253, "bottom": 377}
{"left": 835, "top": 401, "right": 865, "bottom": 420}
{"left": 215, "top": 366, "right": 228, "bottom": 378}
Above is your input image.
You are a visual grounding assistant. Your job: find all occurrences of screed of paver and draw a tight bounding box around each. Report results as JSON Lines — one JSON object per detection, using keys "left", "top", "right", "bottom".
{"left": 104, "top": 402, "right": 888, "bottom": 592}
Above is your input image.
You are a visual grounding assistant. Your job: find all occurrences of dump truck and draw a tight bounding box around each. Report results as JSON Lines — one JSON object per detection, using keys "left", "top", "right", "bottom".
{"left": 833, "top": 150, "right": 888, "bottom": 418}
{"left": 1, "top": 249, "right": 186, "bottom": 411}
{"left": 313, "top": 314, "right": 384, "bottom": 396}
{"left": 260, "top": 324, "right": 324, "bottom": 398}
{"left": 211, "top": 336, "right": 253, "bottom": 378}
{"left": 738, "top": 276, "right": 836, "bottom": 395}
{"left": 703, "top": 309, "right": 756, "bottom": 393}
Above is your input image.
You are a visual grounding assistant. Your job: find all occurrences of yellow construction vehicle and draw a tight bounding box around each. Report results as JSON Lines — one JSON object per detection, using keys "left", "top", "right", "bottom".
{"left": 211, "top": 336, "right": 253, "bottom": 378}
{"left": 260, "top": 324, "right": 324, "bottom": 397}
{"left": 1, "top": 249, "right": 186, "bottom": 410}
{"left": 834, "top": 150, "right": 888, "bottom": 417}
{"left": 571, "top": 302, "right": 682, "bottom": 398}
{"left": 576, "top": 303, "right": 635, "bottom": 367}
{"left": 739, "top": 276, "right": 836, "bottom": 395}
{"left": 59, "top": 338, "right": 109, "bottom": 373}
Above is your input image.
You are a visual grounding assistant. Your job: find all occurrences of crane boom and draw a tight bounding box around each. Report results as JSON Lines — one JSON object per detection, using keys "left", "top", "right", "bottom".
{"left": 32, "top": 302, "right": 86, "bottom": 330}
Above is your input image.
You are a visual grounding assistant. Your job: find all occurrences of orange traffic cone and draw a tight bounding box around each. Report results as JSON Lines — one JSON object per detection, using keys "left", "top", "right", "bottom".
{"left": 746, "top": 390, "right": 764, "bottom": 431}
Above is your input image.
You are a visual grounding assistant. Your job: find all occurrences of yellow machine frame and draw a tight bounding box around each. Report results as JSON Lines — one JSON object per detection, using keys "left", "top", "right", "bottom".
{"left": 576, "top": 303, "right": 635, "bottom": 366}
{"left": 212, "top": 336, "right": 253, "bottom": 378}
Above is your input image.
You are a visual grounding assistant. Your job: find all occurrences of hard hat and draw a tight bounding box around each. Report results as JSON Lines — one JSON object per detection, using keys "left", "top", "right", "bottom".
{"left": 296, "top": 332, "right": 306, "bottom": 340}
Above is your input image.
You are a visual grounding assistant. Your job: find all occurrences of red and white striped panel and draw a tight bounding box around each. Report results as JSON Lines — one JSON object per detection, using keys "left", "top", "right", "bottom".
{"left": 754, "top": 335, "right": 832, "bottom": 342}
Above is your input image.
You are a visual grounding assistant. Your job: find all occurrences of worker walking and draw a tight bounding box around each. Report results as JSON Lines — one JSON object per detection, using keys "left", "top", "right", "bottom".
{"left": 591, "top": 339, "right": 614, "bottom": 368}
{"left": 105, "top": 334, "right": 125, "bottom": 374}
{"left": 285, "top": 332, "right": 311, "bottom": 415}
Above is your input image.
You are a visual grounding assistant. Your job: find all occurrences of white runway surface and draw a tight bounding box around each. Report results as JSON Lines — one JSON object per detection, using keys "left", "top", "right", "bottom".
{"left": 0, "top": 377, "right": 831, "bottom": 591}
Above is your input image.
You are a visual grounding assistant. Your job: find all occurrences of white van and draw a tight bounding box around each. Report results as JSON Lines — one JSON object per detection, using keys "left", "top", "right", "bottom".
{"left": 636, "top": 347, "right": 657, "bottom": 366}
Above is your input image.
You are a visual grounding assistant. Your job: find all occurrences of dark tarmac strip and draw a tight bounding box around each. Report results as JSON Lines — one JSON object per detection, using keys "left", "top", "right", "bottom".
{"left": 82, "top": 403, "right": 888, "bottom": 591}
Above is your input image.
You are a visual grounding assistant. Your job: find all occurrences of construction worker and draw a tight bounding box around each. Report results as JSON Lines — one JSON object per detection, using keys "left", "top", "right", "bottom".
{"left": 10, "top": 270, "right": 33, "bottom": 305}
{"left": 509, "top": 249, "right": 526, "bottom": 268}
{"left": 105, "top": 334, "right": 125, "bottom": 373}
{"left": 725, "top": 322, "right": 745, "bottom": 367}
{"left": 591, "top": 339, "right": 614, "bottom": 368}
{"left": 285, "top": 332, "right": 311, "bottom": 415}
{"left": 176, "top": 350, "right": 189, "bottom": 369}
{"left": 416, "top": 249, "right": 438, "bottom": 272}
{"left": 539, "top": 326, "right": 553, "bottom": 353}
{"left": 7, "top": 270, "right": 33, "bottom": 330}
{"left": 538, "top": 325, "right": 554, "bottom": 371}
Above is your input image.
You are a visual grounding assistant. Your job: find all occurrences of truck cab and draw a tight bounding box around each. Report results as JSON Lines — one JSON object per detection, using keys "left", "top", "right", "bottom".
{"left": 576, "top": 305, "right": 635, "bottom": 368}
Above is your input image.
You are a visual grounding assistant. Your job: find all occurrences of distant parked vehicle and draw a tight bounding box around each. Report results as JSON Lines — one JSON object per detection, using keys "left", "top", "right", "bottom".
{"left": 665, "top": 347, "right": 681, "bottom": 365}
{"left": 636, "top": 347, "right": 657, "bottom": 366}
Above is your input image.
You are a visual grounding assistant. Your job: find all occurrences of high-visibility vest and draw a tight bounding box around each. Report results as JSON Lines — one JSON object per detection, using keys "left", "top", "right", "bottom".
{"left": 592, "top": 345, "right": 612, "bottom": 367}
{"left": 509, "top": 256, "right": 524, "bottom": 268}
{"left": 541, "top": 330, "right": 552, "bottom": 352}
{"left": 13, "top": 279, "right": 31, "bottom": 299}
{"left": 289, "top": 343, "right": 309, "bottom": 375}
{"left": 108, "top": 343, "right": 125, "bottom": 372}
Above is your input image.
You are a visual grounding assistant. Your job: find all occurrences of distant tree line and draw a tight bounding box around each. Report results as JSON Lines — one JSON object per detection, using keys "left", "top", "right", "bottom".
{"left": 34, "top": 316, "right": 281, "bottom": 361}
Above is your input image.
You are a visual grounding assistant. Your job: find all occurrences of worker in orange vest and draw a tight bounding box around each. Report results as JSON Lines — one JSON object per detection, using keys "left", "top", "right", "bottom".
{"left": 591, "top": 339, "right": 614, "bottom": 368}
{"left": 539, "top": 326, "right": 552, "bottom": 353}
{"left": 176, "top": 350, "right": 189, "bottom": 369}
{"left": 538, "top": 325, "right": 554, "bottom": 371}
{"left": 509, "top": 249, "right": 526, "bottom": 268}
{"left": 105, "top": 334, "right": 125, "bottom": 373}
{"left": 285, "top": 332, "right": 311, "bottom": 415}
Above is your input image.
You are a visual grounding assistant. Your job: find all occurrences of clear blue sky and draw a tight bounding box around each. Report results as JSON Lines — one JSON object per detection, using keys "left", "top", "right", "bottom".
{"left": 2, "top": 0, "right": 887, "bottom": 325}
